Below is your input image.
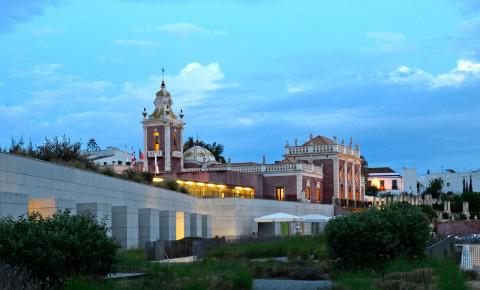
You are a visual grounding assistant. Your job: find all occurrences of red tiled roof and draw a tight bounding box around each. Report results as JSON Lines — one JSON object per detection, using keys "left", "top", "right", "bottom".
{"left": 303, "top": 135, "right": 335, "bottom": 146}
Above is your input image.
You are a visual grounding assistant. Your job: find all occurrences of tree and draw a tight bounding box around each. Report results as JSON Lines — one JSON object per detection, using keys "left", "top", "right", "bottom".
{"left": 424, "top": 178, "right": 443, "bottom": 199}
{"left": 360, "top": 155, "right": 368, "bottom": 179}
{"left": 183, "top": 137, "right": 226, "bottom": 163}
{"left": 86, "top": 138, "right": 101, "bottom": 152}
{"left": 463, "top": 177, "right": 467, "bottom": 193}
{"left": 469, "top": 175, "right": 474, "bottom": 193}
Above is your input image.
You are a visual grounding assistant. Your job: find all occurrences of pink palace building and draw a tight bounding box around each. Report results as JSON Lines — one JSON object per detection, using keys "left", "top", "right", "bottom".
{"left": 141, "top": 81, "right": 365, "bottom": 207}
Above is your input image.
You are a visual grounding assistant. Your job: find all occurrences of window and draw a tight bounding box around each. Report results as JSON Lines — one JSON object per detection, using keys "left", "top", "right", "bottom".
{"left": 447, "top": 182, "right": 450, "bottom": 187}
{"left": 126, "top": 162, "right": 131, "bottom": 166}
{"left": 316, "top": 187, "right": 321, "bottom": 203}
{"left": 379, "top": 180, "right": 385, "bottom": 191}
{"left": 118, "top": 161, "right": 122, "bottom": 165}
{"left": 305, "top": 186, "right": 311, "bottom": 200}
{"left": 392, "top": 180, "right": 398, "bottom": 190}
{"left": 275, "top": 187, "right": 285, "bottom": 201}
{"left": 103, "top": 162, "right": 107, "bottom": 165}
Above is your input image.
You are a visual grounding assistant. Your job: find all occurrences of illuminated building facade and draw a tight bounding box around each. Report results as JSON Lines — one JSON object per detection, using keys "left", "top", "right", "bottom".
{"left": 367, "top": 167, "right": 403, "bottom": 194}
{"left": 142, "top": 81, "right": 365, "bottom": 205}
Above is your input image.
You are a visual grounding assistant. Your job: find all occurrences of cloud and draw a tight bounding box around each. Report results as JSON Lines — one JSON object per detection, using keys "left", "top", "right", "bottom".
{"left": 286, "top": 83, "right": 313, "bottom": 94}
{"left": 459, "top": 14, "right": 480, "bottom": 37}
{"left": 386, "top": 59, "right": 480, "bottom": 88}
{"left": 113, "top": 39, "right": 161, "bottom": 48}
{"left": 0, "top": 0, "right": 61, "bottom": 33}
{"left": 366, "top": 31, "right": 406, "bottom": 52}
{"left": 157, "top": 62, "right": 235, "bottom": 106}
{"left": 156, "top": 22, "right": 225, "bottom": 36}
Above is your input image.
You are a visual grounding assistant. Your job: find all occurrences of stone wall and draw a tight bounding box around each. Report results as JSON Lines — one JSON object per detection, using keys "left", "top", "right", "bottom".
{"left": 436, "top": 220, "right": 480, "bottom": 236}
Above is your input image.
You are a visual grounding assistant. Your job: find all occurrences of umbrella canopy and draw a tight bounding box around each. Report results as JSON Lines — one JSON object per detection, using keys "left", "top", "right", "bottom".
{"left": 302, "top": 214, "right": 332, "bottom": 222}
{"left": 254, "top": 212, "right": 304, "bottom": 223}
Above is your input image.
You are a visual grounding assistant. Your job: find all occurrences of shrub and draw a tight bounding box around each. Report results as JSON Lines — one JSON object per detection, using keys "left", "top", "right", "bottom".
{"left": 325, "top": 203, "right": 429, "bottom": 269}
{"left": 0, "top": 211, "right": 119, "bottom": 283}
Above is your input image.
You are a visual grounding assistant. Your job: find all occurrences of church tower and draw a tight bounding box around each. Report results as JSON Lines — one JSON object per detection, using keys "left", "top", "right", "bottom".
{"left": 142, "top": 79, "right": 185, "bottom": 175}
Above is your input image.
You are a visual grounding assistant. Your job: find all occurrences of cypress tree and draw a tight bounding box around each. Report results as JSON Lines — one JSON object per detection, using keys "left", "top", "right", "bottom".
{"left": 463, "top": 178, "right": 466, "bottom": 193}
{"left": 469, "top": 175, "right": 473, "bottom": 193}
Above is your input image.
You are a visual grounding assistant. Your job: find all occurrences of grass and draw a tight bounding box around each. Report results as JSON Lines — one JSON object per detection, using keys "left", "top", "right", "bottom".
{"left": 63, "top": 236, "right": 470, "bottom": 290}
{"left": 207, "top": 235, "right": 327, "bottom": 260}
{"left": 332, "top": 258, "right": 469, "bottom": 290}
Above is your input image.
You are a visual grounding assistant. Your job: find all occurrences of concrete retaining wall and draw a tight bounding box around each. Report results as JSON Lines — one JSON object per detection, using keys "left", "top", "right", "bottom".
{"left": 0, "top": 153, "right": 335, "bottom": 246}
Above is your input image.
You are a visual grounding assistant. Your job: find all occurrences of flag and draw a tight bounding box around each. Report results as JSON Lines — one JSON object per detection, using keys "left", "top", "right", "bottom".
{"left": 139, "top": 148, "right": 145, "bottom": 160}
{"left": 131, "top": 147, "right": 136, "bottom": 166}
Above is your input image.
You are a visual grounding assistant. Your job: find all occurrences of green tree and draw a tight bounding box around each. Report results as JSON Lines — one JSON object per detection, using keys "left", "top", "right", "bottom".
{"left": 424, "top": 178, "right": 443, "bottom": 199}
{"left": 86, "top": 138, "right": 101, "bottom": 152}
{"left": 325, "top": 203, "right": 429, "bottom": 270}
{"left": 469, "top": 175, "right": 474, "bottom": 193}
{"left": 0, "top": 211, "right": 119, "bottom": 283}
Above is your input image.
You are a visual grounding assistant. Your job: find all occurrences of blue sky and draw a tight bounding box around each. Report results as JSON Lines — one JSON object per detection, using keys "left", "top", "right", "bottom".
{"left": 1, "top": 0, "right": 480, "bottom": 174}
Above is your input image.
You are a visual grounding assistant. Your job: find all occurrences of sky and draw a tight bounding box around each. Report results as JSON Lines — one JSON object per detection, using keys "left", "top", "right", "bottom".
{"left": 0, "top": 0, "right": 479, "bottom": 175}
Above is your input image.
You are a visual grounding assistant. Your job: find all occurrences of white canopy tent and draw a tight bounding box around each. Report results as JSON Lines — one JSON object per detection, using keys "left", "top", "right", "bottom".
{"left": 302, "top": 214, "right": 332, "bottom": 223}
{"left": 254, "top": 212, "right": 304, "bottom": 223}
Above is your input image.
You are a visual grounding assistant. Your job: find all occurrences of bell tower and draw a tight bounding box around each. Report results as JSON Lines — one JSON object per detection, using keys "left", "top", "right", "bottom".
{"left": 142, "top": 75, "right": 185, "bottom": 176}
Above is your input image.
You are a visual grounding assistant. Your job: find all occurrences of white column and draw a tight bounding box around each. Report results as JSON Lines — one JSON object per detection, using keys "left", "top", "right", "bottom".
{"left": 180, "top": 125, "right": 184, "bottom": 172}
{"left": 164, "top": 124, "right": 171, "bottom": 172}
{"left": 344, "top": 161, "right": 348, "bottom": 201}
{"left": 143, "top": 126, "right": 148, "bottom": 172}
{"left": 332, "top": 158, "right": 339, "bottom": 202}
{"left": 352, "top": 162, "right": 356, "bottom": 203}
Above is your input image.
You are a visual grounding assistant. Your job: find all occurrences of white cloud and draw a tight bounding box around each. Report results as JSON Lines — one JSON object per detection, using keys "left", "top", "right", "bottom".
{"left": 113, "top": 39, "right": 161, "bottom": 48}
{"left": 286, "top": 83, "right": 313, "bottom": 94}
{"left": 156, "top": 22, "right": 225, "bottom": 36}
{"left": 386, "top": 59, "right": 480, "bottom": 88}
{"left": 236, "top": 117, "right": 255, "bottom": 126}
{"left": 366, "top": 31, "right": 406, "bottom": 52}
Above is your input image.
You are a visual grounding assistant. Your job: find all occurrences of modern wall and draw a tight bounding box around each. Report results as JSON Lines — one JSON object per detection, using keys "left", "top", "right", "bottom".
{"left": 0, "top": 153, "right": 334, "bottom": 245}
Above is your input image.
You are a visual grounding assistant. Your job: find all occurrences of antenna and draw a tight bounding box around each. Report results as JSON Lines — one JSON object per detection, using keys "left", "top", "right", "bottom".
{"left": 162, "top": 67, "right": 165, "bottom": 83}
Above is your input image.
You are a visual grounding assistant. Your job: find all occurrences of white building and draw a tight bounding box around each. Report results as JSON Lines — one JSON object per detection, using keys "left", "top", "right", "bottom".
{"left": 402, "top": 167, "right": 418, "bottom": 195}
{"left": 419, "top": 169, "right": 480, "bottom": 194}
{"left": 367, "top": 167, "right": 403, "bottom": 195}
{"left": 85, "top": 147, "right": 138, "bottom": 174}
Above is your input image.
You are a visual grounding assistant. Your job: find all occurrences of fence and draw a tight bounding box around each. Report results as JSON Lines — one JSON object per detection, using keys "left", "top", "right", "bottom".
{"left": 146, "top": 235, "right": 287, "bottom": 261}
{"left": 425, "top": 235, "right": 457, "bottom": 259}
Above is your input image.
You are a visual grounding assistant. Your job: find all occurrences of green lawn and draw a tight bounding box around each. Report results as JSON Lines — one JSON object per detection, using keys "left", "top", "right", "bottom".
{"left": 63, "top": 236, "right": 469, "bottom": 290}
{"left": 332, "top": 258, "right": 469, "bottom": 290}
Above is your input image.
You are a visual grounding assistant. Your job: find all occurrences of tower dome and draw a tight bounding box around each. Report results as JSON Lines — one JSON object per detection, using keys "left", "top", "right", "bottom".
{"left": 184, "top": 146, "right": 217, "bottom": 165}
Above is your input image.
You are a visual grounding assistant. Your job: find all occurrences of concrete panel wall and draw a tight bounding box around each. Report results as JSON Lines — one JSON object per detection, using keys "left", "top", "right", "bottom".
{"left": 138, "top": 208, "right": 160, "bottom": 248}
{"left": 29, "top": 197, "right": 76, "bottom": 217}
{"left": 112, "top": 206, "right": 138, "bottom": 249}
{"left": 190, "top": 213, "right": 202, "bottom": 238}
{"left": 159, "top": 210, "right": 177, "bottom": 241}
{"left": 77, "top": 202, "right": 112, "bottom": 232}
{"left": 1, "top": 153, "right": 335, "bottom": 242}
{"left": 198, "top": 198, "right": 334, "bottom": 237}
{"left": 0, "top": 192, "right": 28, "bottom": 220}
{"left": 0, "top": 153, "right": 197, "bottom": 213}
{"left": 201, "top": 215, "right": 212, "bottom": 239}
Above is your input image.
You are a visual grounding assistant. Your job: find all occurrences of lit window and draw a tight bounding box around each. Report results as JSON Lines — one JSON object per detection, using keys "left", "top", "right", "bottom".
{"left": 305, "top": 186, "right": 311, "bottom": 200}
{"left": 275, "top": 187, "right": 285, "bottom": 201}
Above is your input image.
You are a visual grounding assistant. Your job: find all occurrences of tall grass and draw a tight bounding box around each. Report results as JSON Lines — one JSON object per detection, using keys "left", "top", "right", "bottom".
{"left": 208, "top": 235, "right": 327, "bottom": 260}
{"left": 333, "top": 258, "right": 468, "bottom": 290}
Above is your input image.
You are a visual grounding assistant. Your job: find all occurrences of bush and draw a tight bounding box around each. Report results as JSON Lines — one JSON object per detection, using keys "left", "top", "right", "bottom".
{"left": 325, "top": 203, "right": 429, "bottom": 270}
{"left": 0, "top": 211, "right": 119, "bottom": 283}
